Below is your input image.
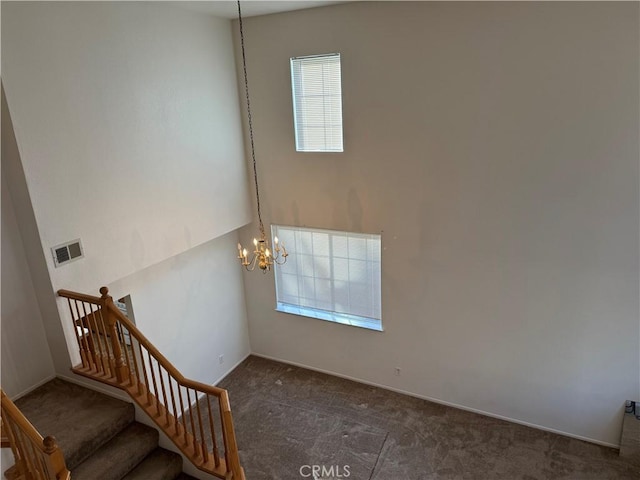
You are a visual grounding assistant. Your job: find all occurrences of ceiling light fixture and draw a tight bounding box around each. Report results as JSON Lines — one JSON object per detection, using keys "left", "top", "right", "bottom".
{"left": 236, "top": 0, "right": 287, "bottom": 272}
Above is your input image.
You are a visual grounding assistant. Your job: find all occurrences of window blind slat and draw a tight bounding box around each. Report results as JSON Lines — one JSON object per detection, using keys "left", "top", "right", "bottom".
{"left": 290, "top": 53, "right": 343, "bottom": 152}
{"left": 273, "top": 225, "right": 381, "bottom": 327}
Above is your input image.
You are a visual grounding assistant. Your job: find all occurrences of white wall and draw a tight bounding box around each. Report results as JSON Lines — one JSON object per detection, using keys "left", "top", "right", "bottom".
{"left": 1, "top": 2, "right": 251, "bottom": 374}
{"left": 2, "top": 86, "right": 69, "bottom": 376}
{"left": 109, "top": 230, "right": 251, "bottom": 385}
{"left": 1, "top": 173, "right": 55, "bottom": 398}
{"left": 238, "top": 2, "right": 639, "bottom": 446}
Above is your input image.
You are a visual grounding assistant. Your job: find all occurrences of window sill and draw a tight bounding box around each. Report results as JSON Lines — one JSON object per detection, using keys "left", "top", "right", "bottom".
{"left": 276, "top": 302, "right": 383, "bottom": 332}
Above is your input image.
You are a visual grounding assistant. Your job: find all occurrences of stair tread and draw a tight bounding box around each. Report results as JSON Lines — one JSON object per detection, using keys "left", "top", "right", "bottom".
{"left": 72, "top": 422, "right": 159, "bottom": 480}
{"left": 121, "top": 447, "right": 183, "bottom": 480}
{"left": 174, "top": 474, "right": 199, "bottom": 480}
{"left": 14, "top": 378, "right": 134, "bottom": 469}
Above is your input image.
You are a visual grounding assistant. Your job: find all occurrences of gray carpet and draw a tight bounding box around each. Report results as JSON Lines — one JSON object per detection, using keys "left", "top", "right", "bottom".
{"left": 217, "top": 355, "right": 640, "bottom": 480}
{"left": 13, "top": 378, "right": 197, "bottom": 480}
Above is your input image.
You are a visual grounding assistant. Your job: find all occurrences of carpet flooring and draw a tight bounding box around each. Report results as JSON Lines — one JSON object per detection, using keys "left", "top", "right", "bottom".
{"left": 13, "top": 378, "right": 197, "bottom": 480}
{"left": 217, "top": 356, "right": 639, "bottom": 480}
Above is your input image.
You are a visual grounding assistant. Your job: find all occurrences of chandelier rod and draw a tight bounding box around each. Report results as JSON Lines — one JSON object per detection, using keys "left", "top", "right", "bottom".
{"left": 237, "top": 0, "right": 264, "bottom": 237}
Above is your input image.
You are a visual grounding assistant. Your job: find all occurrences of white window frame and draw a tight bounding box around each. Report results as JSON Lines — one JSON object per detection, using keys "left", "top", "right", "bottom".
{"left": 272, "top": 225, "right": 382, "bottom": 332}
{"left": 290, "top": 53, "right": 343, "bottom": 153}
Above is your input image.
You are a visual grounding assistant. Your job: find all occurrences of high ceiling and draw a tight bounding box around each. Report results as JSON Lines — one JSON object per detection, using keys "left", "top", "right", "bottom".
{"left": 170, "top": 1, "right": 350, "bottom": 19}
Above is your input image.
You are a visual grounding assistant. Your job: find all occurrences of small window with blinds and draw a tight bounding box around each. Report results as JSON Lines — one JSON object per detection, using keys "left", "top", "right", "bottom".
{"left": 290, "top": 53, "right": 343, "bottom": 152}
{"left": 272, "top": 225, "right": 382, "bottom": 331}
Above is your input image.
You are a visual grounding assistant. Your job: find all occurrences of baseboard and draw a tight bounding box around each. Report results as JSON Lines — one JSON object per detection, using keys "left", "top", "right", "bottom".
{"left": 251, "top": 352, "right": 620, "bottom": 450}
{"left": 10, "top": 374, "right": 57, "bottom": 400}
{"left": 213, "top": 351, "right": 252, "bottom": 386}
{"left": 56, "top": 373, "right": 130, "bottom": 402}
{"left": 55, "top": 351, "right": 251, "bottom": 407}
{"left": 188, "top": 352, "right": 253, "bottom": 405}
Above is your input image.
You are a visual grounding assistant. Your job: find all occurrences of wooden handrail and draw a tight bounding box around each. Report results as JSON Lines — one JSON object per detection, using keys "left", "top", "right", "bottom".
{"left": 1, "top": 390, "right": 70, "bottom": 480}
{"left": 1, "top": 391, "right": 45, "bottom": 448}
{"left": 100, "top": 293, "right": 226, "bottom": 397}
{"left": 57, "top": 289, "right": 102, "bottom": 304}
{"left": 58, "top": 287, "right": 245, "bottom": 480}
{"left": 1, "top": 421, "right": 10, "bottom": 448}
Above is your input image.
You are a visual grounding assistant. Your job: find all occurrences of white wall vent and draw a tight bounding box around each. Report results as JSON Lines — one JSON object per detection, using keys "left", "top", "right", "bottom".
{"left": 51, "top": 239, "right": 84, "bottom": 267}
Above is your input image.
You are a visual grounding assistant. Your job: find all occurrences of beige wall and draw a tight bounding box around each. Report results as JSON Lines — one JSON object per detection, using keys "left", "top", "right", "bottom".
{"left": 1, "top": 2, "right": 252, "bottom": 375}
{"left": 238, "top": 1, "right": 639, "bottom": 446}
{"left": 108, "top": 230, "right": 251, "bottom": 386}
{"left": 2, "top": 86, "right": 67, "bottom": 379}
{"left": 1, "top": 173, "right": 55, "bottom": 398}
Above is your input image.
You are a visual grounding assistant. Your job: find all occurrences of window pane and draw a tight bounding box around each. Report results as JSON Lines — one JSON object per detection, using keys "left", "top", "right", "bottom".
{"left": 273, "top": 225, "right": 382, "bottom": 331}
{"left": 291, "top": 53, "right": 343, "bottom": 152}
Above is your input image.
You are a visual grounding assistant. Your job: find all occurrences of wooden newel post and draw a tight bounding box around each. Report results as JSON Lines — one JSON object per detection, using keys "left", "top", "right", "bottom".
{"left": 43, "top": 436, "right": 70, "bottom": 478}
{"left": 100, "top": 287, "right": 129, "bottom": 384}
{"left": 220, "top": 393, "right": 245, "bottom": 480}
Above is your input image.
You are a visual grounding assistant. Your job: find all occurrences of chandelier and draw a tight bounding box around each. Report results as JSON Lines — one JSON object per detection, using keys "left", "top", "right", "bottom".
{"left": 236, "top": 0, "right": 288, "bottom": 272}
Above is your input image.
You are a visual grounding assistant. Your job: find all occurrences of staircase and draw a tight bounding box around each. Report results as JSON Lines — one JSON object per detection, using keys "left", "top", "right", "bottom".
{"left": 56, "top": 287, "right": 244, "bottom": 479}
{"left": 3, "top": 286, "right": 243, "bottom": 480}
{"left": 12, "top": 378, "right": 196, "bottom": 480}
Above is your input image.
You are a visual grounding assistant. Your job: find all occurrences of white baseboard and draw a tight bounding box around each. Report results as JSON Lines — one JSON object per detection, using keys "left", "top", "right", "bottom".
{"left": 213, "top": 351, "right": 252, "bottom": 386}
{"left": 11, "top": 374, "right": 57, "bottom": 400}
{"left": 250, "top": 352, "right": 620, "bottom": 450}
{"left": 55, "top": 350, "right": 251, "bottom": 406}
{"left": 56, "top": 373, "right": 130, "bottom": 402}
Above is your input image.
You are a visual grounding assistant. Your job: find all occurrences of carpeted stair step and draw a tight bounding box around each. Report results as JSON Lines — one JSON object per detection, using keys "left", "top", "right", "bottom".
{"left": 71, "top": 422, "right": 159, "bottom": 480}
{"left": 15, "top": 378, "right": 134, "bottom": 469}
{"left": 174, "top": 474, "right": 199, "bottom": 480}
{"left": 121, "top": 448, "right": 183, "bottom": 480}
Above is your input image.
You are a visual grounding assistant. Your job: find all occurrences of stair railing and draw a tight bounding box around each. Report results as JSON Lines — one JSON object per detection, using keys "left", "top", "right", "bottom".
{"left": 1, "top": 390, "right": 70, "bottom": 480}
{"left": 57, "top": 287, "right": 245, "bottom": 480}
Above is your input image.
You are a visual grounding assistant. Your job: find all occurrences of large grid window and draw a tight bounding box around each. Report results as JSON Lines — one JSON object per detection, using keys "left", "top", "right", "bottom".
{"left": 272, "top": 225, "right": 382, "bottom": 331}
{"left": 290, "top": 53, "right": 343, "bottom": 152}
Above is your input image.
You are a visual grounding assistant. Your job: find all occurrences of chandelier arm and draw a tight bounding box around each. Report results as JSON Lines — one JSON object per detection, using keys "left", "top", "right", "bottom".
{"left": 237, "top": 0, "right": 264, "bottom": 235}
{"left": 245, "top": 253, "right": 258, "bottom": 271}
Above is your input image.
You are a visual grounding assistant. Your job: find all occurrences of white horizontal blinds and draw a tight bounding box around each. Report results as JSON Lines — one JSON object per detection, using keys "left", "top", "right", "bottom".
{"left": 273, "top": 225, "right": 381, "bottom": 321}
{"left": 290, "top": 53, "right": 343, "bottom": 152}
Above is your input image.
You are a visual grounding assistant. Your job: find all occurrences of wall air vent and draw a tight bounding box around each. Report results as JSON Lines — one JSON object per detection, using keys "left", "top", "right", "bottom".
{"left": 51, "top": 239, "right": 84, "bottom": 267}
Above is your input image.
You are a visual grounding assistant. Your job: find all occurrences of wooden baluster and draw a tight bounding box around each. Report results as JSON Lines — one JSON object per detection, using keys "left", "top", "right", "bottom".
{"left": 2, "top": 414, "right": 19, "bottom": 465}
{"left": 74, "top": 299, "right": 93, "bottom": 369}
{"left": 99, "top": 287, "right": 129, "bottom": 383}
{"left": 138, "top": 343, "right": 152, "bottom": 405}
{"left": 16, "top": 432, "right": 27, "bottom": 478}
{"left": 178, "top": 384, "right": 189, "bottom": 444}
{"left": 86, "top": 305, "right": 108, "bottom": 374}
{"left": 195, "top": 393, "right": 208, "bottom": 463}
{"left": 98, "top": 304, "right": 114, "bottom": 375}
{"left": 78, "top": 301, "right": 100, "bottom": 373}
{"left": 157, "top": 364, "right": 170, "bottom": 426}
{"left": 128, "top": 335, "right": 142, "bottom": 394}
{"left": 92, "top": 306, "right": 110, "bottom": 377}
{"left": 116, "top": 323, "right": 135, "bottom": 387}
{"left": 8, "top": 425, "right": 23, "bottom": 477}
{"left": 146, "top": 352, "right": 160, "bottom": 412}
{"left": 186, "top": 389, "right": 200, "bottom": 457}
{"left": 67, "top": 298, "right": 88, "bottom": 368}
{"left": 207, "top": 394, "right": 221, "bottom": 467}
{"left": 20, "top": 431, "right": 39, "bottom": 479}
{"left": 168, "top": 377, "right": 180, "bottom": 433}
